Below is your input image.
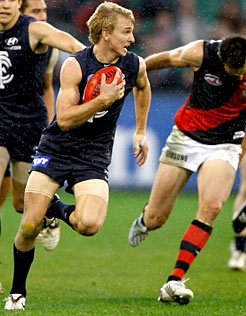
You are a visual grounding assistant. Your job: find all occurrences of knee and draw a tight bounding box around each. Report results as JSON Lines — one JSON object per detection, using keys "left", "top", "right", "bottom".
{"left": 75, "top": 216, "right": 102, "bottom": 236}
{"left": 202, "top": 200, "right": 222, "bottom": 220}
{"left": 13, "top": 199, "right": 24, "bottom": 213}
{"left": 206, "top": 200, "right": 222, "bottom": 213}
{"left": 22, "top": 221, "right": 38, "bottom": 240}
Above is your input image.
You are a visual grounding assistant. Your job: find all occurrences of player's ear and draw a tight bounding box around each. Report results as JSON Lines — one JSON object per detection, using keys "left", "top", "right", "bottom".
{"left": 102, "top": 28, "right": 110, "bottom": 41}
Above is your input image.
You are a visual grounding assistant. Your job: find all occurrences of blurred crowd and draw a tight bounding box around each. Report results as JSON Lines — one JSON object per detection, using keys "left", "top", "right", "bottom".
{"left": 47, "top": 0, "right": 246, "bottom": 92}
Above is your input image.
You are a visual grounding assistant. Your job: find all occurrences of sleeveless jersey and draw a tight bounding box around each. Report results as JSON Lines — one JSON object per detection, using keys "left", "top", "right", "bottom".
{"left": 38, "top": 46, "right": 139, "bottom": 169}
{"left": 174, "top": 40, "right": 246, "bottom": 145}
{"left": 0, "top": 14, "right": 52, "bottom": 161}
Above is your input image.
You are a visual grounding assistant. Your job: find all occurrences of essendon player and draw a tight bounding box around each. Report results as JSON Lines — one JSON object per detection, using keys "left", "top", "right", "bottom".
{"left": 128, "top": 35, "right": 246, "bottom": 304}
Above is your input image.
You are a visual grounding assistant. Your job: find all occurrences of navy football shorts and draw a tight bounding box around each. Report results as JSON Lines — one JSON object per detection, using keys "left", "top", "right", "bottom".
{"left": 0, "top": 123, "right": 45, "bottom": 162}
{"left": 30, "top": 151, "right": 109, "bottom": 194}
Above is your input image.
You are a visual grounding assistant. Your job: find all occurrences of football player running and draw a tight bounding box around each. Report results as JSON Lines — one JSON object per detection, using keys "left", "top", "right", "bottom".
{"left": 128, "top": 35, "right": 246, "bottom": 304}
{"left": 0, "top": 0, "right": 84, "bottom": 299}
{"left": 19, "top": 0, "right": 61, "bottom": 252}
{"left": 4, "top": 1, "right": 150, "bottom": 310}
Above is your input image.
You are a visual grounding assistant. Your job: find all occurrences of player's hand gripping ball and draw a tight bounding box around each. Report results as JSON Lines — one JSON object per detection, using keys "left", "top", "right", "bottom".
{"left": 83, "top": 66, "right": 123, "bottom": 103}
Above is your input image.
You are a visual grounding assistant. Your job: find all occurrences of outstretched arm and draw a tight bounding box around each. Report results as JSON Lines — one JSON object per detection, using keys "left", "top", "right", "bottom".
{"left": 133, "top": 56, "right": 151, "bottom": 166}
{"left": 29, "top": 21, "right": 85, "bottom": 54}
{"left": 145, "top": 40, "right": 204, "bottom": 72}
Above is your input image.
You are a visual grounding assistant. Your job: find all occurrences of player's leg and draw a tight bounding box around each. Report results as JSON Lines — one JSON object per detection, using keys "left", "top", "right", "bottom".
{"left": 229, "top": 155, "right": 246, "bottom": 269}
{"left": 128, "top": 162, "right": 191, "bottom": 246}
{"left": 5, "top": 171, "right": 59, "bottom": 310}
{"left": 0, "top": 168, "right": 11, "bottom": 294}
{"left": 72, "top": 179, "right": 109, "bottom": 235}
{"left": 159, "top": 159, "right": 236, "bottom": 305}
{"left": 25, "top": 171, "right": 61, "bottom": 251}
{"left": 0, "top": 166, "right": 11, "bottom": 236}
{"left": 46, "top": 179, "right": 109, "bottom": 236}
{"left": 0, "top": 147, "right": 11, "bottom": 233}
{"left": 128, "top": 127, "right": 194, "bottom": 247}
{"left": 0, "top": 148, "right": 11, "bottom": 294}
{"left": 11, "top": 160, "right": 31, "bottom": 214}
{"left": 0, "top": 165, "right": 11, "bottom": 210}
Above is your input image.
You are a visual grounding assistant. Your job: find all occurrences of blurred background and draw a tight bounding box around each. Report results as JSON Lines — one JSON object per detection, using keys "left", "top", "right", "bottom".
{"left": 47, "top": 0, "right": 246, "bottom": 191}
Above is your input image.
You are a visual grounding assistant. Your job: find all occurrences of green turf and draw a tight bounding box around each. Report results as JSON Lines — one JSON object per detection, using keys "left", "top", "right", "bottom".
{"left": 1, "top": 190, "right": 246, "bottom": 315}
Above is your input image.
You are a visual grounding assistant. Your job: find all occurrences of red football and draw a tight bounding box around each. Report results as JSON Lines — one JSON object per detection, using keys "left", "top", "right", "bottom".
{"left": 83, "top": 66, "right": 123, "bottom": 103}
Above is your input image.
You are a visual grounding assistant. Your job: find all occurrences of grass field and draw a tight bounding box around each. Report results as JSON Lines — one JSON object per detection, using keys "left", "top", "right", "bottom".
{"left": 1, "top": 190, "right": 246, "bottom": 315}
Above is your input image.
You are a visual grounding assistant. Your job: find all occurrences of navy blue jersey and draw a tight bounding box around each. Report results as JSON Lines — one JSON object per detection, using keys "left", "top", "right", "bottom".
{"left": 174, "top": 40, "right": 246, "bottom": 145}
{"left": 37, "top": 46, "right": 139, "bottom": 171}
{"left": 0, "top": 14, "right": 52, "bottom": 161}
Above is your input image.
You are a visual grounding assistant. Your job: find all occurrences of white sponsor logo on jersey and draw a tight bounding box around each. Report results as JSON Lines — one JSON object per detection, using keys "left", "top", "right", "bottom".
{"left": 0, "top": 51, "right": 14, "bottom": 89}
{"left": 4, "top": 37, "right": 21, "bottom": 50}
{"left": 204, "top": 74, "right": 223, "bottom": 86}
{"left": 5, "top": 37, "right": 18, "bottom": 46}
{"left": 233, "top": 130, "right": 245, "bottom": 140}
{"left": 87, "top": 110, "right": 108, "bottom": 123}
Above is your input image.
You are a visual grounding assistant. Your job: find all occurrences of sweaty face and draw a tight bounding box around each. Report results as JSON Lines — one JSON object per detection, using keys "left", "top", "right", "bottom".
{"left": 23, "top": 0, "right": 47, "bottom": 22}
{"left": 107, "top": 15, "right": 135, "bottom": 57}
{"left": 0, "top": 0, "right": 21, "bottom": 30}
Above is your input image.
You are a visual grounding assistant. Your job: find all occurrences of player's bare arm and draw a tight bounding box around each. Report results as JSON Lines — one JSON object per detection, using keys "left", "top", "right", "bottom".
{"left": 133, "top": 56, "right": 151, "bottom": 166}
{"left": 145, "top": 40, "right": 204, "bottom": 72}
{"left": 28, "top": 21, "right": 85, "bottom": 54}
{"left": 56, "top": 58, "right": 125, "bottom": 131}
{"left": 43, "top": 48, "right": 58, "bottom": 122}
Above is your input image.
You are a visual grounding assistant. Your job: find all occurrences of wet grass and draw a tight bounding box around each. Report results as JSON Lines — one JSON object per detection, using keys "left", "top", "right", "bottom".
{"left": 1, "top": 190, "right": 246, "bottom": 315}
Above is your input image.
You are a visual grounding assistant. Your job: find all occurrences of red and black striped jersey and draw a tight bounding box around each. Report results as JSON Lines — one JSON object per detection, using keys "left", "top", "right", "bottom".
{"left": 174, "top": 40, "right": 246, "bottom": 145}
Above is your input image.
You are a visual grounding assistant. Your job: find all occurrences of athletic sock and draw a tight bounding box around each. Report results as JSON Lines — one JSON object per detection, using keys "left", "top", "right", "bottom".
{"left": 235, "top": 236, "right": 246, "bottom": 252}
{"left": 167, "top": 219, "right": 213, "bottom": 282}
{"left": 140, "top": 203, "right": 149, "bottom": 226}
{"left": 46, "top": 199, "right": 75, "bottom": 228}
{"left": 10, "top": 244, "right": 35, "bottom": 297}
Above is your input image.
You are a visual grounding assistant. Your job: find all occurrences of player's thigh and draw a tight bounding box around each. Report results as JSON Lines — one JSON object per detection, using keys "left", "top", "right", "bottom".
{"left": 239, "top": 154, "right": 246, "bottom": 178}
{"left": 24, "top": 171, "right": 60, "bottom": 226}
{"left": 11, "top": 160, "right": 31, "bottom": 212}
{"left": 0, "top": 146, "right": 10, "bottom": 184}
{"left": 197, "top": 159, "right": 236, "bottom": 209}
{"left": 73, "top": 179, "right": 109, "bottom": 228}
{"left": 0, "top": 176, "right": 11, "bottom": 209}
{"left": 0, "top": 164, "right": 11, "bottom": 208}
{"left": 237, "top": 155, "right": 246, "bottom": 197}
{"left": 148, "top": 162, "right": 191, "bottom": 216}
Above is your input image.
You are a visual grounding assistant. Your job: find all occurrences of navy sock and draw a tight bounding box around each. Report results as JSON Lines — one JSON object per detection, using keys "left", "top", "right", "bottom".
{"left": 10, "top": 244, "right": 35, "bottom": 297}
{"left": 47, "top": 200, "right": 75, "bottom": 228}
{"left": 235, "top": 236, "right": 246, "bottom": 252}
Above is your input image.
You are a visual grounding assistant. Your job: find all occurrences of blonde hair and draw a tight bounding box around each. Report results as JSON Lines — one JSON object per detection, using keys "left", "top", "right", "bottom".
{"left": 87, "top": 1, "right": 135, "bottom": 44}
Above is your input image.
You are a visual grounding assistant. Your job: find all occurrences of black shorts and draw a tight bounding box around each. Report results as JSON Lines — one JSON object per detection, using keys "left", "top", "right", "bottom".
{"left": 0, "top": 123, "right": 45, "bottom": 162}
{"left": 30, "top": 151, "right": 109, "bottom": 194}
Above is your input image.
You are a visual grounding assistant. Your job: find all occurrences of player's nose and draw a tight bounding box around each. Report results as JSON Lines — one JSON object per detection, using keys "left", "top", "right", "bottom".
{"left": 129, "top": 33, "right": 135, "bottom": 43}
